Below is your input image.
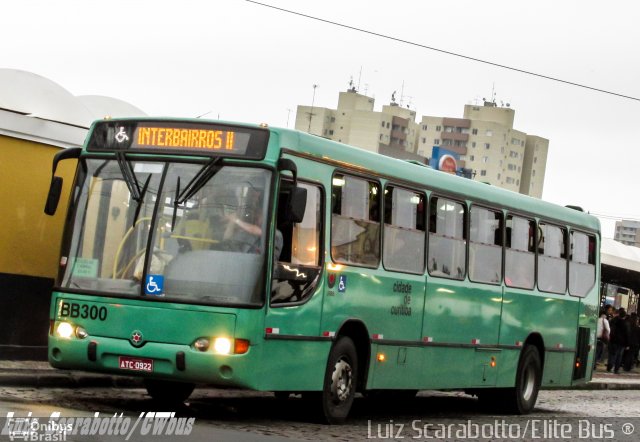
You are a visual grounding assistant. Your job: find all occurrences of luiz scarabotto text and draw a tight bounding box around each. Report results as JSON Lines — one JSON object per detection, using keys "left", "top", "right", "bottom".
{"left": 367, "top": 418, "right": 637, "bottom": 440}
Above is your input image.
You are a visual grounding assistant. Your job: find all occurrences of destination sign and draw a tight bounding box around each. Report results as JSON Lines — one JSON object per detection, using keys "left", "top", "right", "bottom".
{"left": 132, "top": 126, "right": 248, "bottom": 152}
{"left": 87, "top": 120, "right": 269, "bottom": 159}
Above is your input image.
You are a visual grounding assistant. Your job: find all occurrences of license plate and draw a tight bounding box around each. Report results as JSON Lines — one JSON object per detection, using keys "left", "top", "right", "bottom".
{"left": 118, "top": 356, "right": 154, "bottom": 372}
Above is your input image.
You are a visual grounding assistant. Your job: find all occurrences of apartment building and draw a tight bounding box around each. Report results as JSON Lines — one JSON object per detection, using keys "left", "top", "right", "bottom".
{"left": 295, "top": 90, "right": 548, "bottom": 197}
{"left": 614, "top": 220, "right": 640, "bottom": 247}
{"left": 418, "top": 102, "right": 548, "bottom": 197}
{"left": 295, "top": 88, "right": 423, "bottom": 162}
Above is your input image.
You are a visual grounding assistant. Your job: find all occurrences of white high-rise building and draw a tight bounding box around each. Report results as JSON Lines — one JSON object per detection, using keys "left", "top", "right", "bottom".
{"left": 296, "top": 90, "right": 548, "bottom": 198}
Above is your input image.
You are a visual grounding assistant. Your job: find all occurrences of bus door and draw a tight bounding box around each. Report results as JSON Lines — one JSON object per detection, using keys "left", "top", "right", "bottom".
{"left": 262, "top": 178, "right": 325, "bottom": 391}
{"left": 422, "top": 200, "right": 503, "bottom": 388}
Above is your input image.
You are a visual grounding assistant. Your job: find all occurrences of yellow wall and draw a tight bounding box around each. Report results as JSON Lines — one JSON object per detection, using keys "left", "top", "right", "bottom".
{"left": 0, "top": 135, "right": 76, "bottom": 279}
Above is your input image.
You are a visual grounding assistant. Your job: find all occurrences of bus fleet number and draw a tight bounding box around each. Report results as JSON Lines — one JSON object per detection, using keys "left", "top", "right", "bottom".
{"left": 59, "top": 302, "right": 107, "bottom": 321}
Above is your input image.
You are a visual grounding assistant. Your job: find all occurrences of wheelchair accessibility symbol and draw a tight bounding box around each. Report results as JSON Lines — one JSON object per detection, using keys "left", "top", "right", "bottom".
{"left": 145, "top": 275, "right": 164, "bottom": 295}
{"left": 338, "top": 275, "right": 347, "bottom": 293}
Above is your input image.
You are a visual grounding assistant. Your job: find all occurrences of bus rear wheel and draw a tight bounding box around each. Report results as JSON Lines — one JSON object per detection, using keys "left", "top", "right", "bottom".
{"left": 480, "top": 345, "right": 541, "bottom": 414}
{"left": 320, "top": 336, "right": 358, "bottom": 424}
{"left": 144, "top": 379, "right": 195, "bottom": 405}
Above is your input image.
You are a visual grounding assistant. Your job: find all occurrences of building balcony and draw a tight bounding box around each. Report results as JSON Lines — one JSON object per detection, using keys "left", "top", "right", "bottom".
{"left": 391, "top": 129, "right": 407, "bottom": 140}
{"left": 441, "top": 131, "right": 469, "bottom": 142}
{"left": 443, "top": 117, "right": 471, "bottom": 128}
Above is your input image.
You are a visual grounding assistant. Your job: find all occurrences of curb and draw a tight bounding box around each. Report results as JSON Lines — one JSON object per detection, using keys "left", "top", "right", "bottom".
{"left": 570, "top": 382, "right": 640, "bottom": 391}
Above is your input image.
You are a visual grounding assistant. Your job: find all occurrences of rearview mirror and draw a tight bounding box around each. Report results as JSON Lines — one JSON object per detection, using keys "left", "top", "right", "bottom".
{"left": 287, "top": 186, "right": 307, "bottom": 224}
{"left": 277, "top": 158, "right": 307, "bottom": 223}
{"left": 44, "top": 176, "right": 63, "bottom": 216}
{"left": 44, "top": 147, "right": 81, "bottom": 216}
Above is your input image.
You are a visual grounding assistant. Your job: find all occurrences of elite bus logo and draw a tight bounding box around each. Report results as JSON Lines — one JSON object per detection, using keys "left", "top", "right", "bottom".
{"left": 130, "top": 330, "right": 144, "bottom": 347}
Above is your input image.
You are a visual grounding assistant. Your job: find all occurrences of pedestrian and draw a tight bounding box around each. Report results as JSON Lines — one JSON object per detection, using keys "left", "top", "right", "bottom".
{"left": 623, "top": 313, "right": 639, "bottom": 372}
{"left": 595, "top": 307, "right": 610, "bottom": 365}
{"left": 607, "top": 308, "right": 631, "bottom": 374}
{"left": 605, "top": 304, "right": 614, "bottom": 321}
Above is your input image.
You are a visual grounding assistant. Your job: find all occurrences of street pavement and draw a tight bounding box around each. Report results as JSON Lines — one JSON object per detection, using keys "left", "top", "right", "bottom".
{"left": 0, "top": 360, "right": 638, "bottom": 390}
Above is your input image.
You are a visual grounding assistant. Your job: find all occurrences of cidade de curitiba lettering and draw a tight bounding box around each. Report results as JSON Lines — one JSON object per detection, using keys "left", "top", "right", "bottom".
{"left": 391, "top": 282, "right": 413, "bottom": 317}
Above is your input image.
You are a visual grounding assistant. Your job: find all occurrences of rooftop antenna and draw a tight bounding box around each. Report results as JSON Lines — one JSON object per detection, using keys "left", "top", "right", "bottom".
{"left": 348, "top": 76, "right": 356, "bottom": 92}
{"left": 307, "top": 84, "right": 318, "bottom": 133}
{"left": 405, "top": 96, "right": 413, "bottom": 109}
{"left": 286, "top": 108, "right": 292, "bottom": 128}
{"left": 357, "top": 66, "right": 363, "bottom": 92}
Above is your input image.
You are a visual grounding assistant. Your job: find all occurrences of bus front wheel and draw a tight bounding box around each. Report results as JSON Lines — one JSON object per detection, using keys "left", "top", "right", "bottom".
{"left": 144, "top": 379, "right": 195, "bottom": 405}
{"left": 320, "top": 336, "right": 358, "bottom": 424}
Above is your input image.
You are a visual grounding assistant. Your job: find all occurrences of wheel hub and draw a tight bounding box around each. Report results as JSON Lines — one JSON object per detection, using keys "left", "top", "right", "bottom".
{"left": 331, "top": 359, "right": 353, "bottom": 403}
{"left": 522, "top": 365, "right": 536, "bottom": 401}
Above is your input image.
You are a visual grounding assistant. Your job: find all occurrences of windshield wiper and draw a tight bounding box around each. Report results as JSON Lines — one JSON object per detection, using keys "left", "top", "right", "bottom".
{"left": 131, "top": 174, "right": 152, "bottom": 227}
{"left": 170, "top": 158, "right": 223, "bottom": 231}
{"left": 171, "top": 177, "right": 180, "bottom": 232}
{"left": 176, "top": 158, "right": 223, "bottom": 205}
{"left": 116, "top": 152, "right": 142, "bottom": 202}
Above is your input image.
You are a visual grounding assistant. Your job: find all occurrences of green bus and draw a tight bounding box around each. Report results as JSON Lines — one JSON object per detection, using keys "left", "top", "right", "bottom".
{"left": 45, "top": 118, "right": 599, "bottom": 423}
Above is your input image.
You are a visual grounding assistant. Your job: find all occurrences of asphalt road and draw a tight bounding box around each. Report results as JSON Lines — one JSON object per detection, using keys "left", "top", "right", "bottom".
{"left": 1, "top": 387, "right": 639, "bottom": 441}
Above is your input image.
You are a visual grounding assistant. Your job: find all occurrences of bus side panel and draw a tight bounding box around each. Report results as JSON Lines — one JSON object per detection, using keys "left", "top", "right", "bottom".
{"left": 498, "top": 288, "right": 579, "bottom": 388}
{"left": 257, "top": 340, "right": 331, "bottom": 391}
{"left": 365, "top": 271, "right": 426, "bottom": 390}
{"left": 320, "top": 261, "right": 427, "bottom": 390}
{"left": 261, "top": 280, "right": 329, "bottom": 391}
{"left": 421, "top": 278, "right": 502, "bottom": 389}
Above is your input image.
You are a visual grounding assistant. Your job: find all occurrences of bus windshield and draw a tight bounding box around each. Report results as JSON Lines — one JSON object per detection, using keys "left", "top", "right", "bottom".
{"left": 61, "top": 158, "right": 271, "bottom": 306}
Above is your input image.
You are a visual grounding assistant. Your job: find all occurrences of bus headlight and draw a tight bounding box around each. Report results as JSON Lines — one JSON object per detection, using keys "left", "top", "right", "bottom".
{"left": 213, "top": 337, "right": 232, "bottom": 355}
{"left": 56, "top": 322, "right": 74, "bottom": 339}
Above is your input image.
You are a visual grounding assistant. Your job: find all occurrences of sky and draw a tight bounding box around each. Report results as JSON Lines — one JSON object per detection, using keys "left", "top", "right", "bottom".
{"left": 3, "top": 0, "right": 639, "bottom": 238}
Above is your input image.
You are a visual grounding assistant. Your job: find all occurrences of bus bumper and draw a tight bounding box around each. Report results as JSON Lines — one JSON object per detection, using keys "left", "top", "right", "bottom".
{"left": 48, "top": 334, "right": 259, "bottom": 389}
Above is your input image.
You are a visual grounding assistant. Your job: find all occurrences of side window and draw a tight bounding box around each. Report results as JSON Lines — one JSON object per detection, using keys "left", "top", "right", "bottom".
{"left": 538, "top": 223, "right": 568, "bottom": 293}
{"left": 331, "top": 174, "right": 380, "bottom": 267}
{"left": 271, "top": 181, "right": 322, "bottom": 305}
{"left": 469, "top": 206, "right": 502, "bottom": 284}
{"left": 428, "top": 197, "right": 466, "bottom": 279}
{"left": 383, "top": 186, "right": 426, "bottom": 274}
{"left": 505, "top": 215, "right": 535, "bottom": 289}
{"left": 569, "top": 231, "right": 596, "bottom": 297}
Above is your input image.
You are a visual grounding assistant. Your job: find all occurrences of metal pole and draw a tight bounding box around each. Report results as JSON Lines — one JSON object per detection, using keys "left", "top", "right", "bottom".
{"left": 308, "top": 84, "right": 318, "bottom": 133}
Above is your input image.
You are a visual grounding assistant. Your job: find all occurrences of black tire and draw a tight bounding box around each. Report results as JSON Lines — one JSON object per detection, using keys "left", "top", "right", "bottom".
{"left": 480, "top": 345, "right": 541, "bottom": 414}
{"left": 320, "top": 336, "right": 358, "bottom": 424}
{"left": 511, "top": 345, "right": 542, "bottom": 414}
{"left": 144, "top": 379, "right": 195, "bottom": 405}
